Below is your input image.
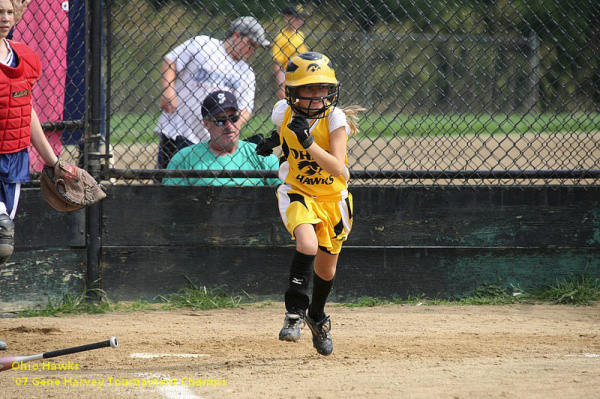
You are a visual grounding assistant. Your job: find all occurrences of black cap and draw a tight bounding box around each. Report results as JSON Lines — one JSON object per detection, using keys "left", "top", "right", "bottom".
{"left": 201, "top": 91, "right": 239, "bottom": 119}
{"left": 283, "top": 4, "right": 308, "bottom": 19}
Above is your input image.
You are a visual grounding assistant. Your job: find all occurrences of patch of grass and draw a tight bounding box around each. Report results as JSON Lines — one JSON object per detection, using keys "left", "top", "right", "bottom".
{"left": 459, "top": 282, "right": 520, "bottom": 305}
{"left": 18, "top": 280, "right": 249, "bottom": 317}
{"left": 109, "top": 112, "right": 160, "bottom": 146}
{"left": 396, "top": 294, "right": 429, "bottom": 305}
{"left": 17, "top": 275, "right": 599, "bottom": 317}
{"left": 111, "top": 300, "right": 157, "bottom": 312}
{"left": 341, "top": 296, "right": 391, "bottom": 307}
{"left": 253, "top": 300, "right": 274, "bottom": 309}
{"left": 358, "top": 112, "right": 600, "bottom": 138}
{"left": 396, "top": 282, "right": 523, "bottom": 306}
{"left": 339, "top": 281, "right": 523, "bottom": 307}
{"left": 157, "top": 278, "right": 247, "bottom": 310}
{"left": 339, "top": 276, "right": 599, "bottom": 307}
{"left": 109, "top": 111, "right": 600, "bottom": 146}
{"left": 392, "top": 294, "right": 449, "bottom": 306}
{"left": 19, "top": 288, "right": 111, "bottom": 317}
{"left": 530, "top": 275, "right": 600, "bottom": 306}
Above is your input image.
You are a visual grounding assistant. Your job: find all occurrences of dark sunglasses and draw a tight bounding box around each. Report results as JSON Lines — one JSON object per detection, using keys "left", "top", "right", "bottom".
{"left": 209, "top": 114, "right": 241, "bottom": 126}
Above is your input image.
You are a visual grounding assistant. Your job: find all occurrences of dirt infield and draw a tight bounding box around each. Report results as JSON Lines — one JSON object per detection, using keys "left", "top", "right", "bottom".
{"left": 1, "top": 303, "right": 598, "bottom": 398}
{"left": 349, "top": 132, "right": 600, "bottom": 171}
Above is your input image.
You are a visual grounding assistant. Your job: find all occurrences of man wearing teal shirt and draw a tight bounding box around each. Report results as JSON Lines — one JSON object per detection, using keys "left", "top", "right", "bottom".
{"left": 164, "top": 91, "right": 280, "bottom": 186}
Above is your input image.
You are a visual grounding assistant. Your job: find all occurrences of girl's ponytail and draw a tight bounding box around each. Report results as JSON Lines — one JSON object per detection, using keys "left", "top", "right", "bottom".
{"left": 340, "top": 106, "right": 367, "bottom": 136}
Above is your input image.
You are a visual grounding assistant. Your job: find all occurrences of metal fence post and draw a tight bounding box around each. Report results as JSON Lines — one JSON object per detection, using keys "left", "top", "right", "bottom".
{"left": 86, "top": 0, "right": 104, "bottom": 297}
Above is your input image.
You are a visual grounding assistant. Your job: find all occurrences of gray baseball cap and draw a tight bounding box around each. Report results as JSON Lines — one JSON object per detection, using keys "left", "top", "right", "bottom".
{"left": 230, "top": 16, "right": 270, "bottom": 49}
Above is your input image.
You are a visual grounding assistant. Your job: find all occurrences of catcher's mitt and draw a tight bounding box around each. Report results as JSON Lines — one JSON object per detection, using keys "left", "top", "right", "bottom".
{"left": 40, "top": 158, "right": 107, "bottom": 212}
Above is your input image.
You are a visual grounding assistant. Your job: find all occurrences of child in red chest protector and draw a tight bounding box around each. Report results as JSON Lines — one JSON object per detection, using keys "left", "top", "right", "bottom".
{"left": 0, "top": 0, "right": 59, "bottom": 351}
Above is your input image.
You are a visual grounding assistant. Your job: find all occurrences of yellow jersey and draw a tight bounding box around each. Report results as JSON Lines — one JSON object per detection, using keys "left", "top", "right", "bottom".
{"left": 278, "top": 104, "right": 348, "bottom": 201}
{"left": 272, "top": 28, "right": 308, "bottom": 67}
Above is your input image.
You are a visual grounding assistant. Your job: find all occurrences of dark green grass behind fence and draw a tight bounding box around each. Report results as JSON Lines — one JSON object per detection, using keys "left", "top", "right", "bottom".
{"left": 109, "top": 112, "right": 600, "bottom": 146}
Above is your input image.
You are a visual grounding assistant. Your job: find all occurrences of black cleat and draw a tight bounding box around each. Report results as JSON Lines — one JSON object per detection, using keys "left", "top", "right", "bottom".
{"left": 0, "top": 340, "right": 7, "bottom": 351}
{"left": 278, "top": 312, "right": 305, "bottom": 342}
{"left": 305, "top": 314, "right": 333, "bottom": 356}
{"left": 0, "top": 214, "right": 14, "bottom": 266}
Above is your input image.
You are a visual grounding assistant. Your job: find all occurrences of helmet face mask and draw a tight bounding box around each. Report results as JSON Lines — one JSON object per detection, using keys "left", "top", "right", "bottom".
{"left": 285, "top": 83, "right": 340, "bottom": 119}
{"left": 285, "top": 52, "right": 340, "bottom": 119}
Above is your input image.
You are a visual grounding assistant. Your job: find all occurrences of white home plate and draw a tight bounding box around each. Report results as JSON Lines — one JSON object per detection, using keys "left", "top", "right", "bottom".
{"left": 136, "top": 373, "right": 200, "bottom": 399}
{"left": 131, "top": 353, "right": 210, "bottom": 359}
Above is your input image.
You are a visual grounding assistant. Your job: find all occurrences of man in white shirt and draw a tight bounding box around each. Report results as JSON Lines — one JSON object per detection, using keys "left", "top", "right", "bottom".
{"left": 155, "top": 16, "right": 270, "bottom": 169}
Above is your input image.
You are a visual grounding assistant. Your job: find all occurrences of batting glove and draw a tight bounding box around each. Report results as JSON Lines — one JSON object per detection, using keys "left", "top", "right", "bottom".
{"left": 287, "top": 115, "right": 313, "bottom": 149}
{"left": 255, "top": 130, "right": 280, "bottom": 157}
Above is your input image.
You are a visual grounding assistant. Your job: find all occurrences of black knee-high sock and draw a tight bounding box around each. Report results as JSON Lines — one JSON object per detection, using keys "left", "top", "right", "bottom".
{"left": 309, "top": 272, "right": 335, "bottom": 321}
{"left": 284, "top": 251, "right": 315, "bottom": 313}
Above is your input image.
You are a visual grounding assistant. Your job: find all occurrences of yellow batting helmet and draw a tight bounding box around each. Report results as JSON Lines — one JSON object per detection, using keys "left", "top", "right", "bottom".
{"left": 284, "top": 52, "right": 340, "bottom": 118}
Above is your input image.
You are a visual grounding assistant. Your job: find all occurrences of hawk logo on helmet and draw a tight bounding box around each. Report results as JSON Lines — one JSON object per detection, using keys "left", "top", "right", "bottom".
{"left": 306, "top": 63, "right": 321, "bottom": 73}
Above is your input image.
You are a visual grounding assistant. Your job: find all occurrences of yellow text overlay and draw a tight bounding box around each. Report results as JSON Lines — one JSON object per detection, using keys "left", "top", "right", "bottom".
{"left": 12, "top": 376, "right": 227, "bottom": 390}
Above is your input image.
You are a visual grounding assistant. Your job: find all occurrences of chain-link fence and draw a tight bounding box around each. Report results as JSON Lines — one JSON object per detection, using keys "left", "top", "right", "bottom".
{"left": 29, "top": 1, "right": 600, "bottom": 186}
{"left": 13, "top": 1, "right": 86, "bottom": 172}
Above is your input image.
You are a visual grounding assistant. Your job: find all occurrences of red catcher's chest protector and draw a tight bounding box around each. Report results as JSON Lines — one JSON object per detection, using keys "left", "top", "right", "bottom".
{"left": 0, "top": 40, "right": 41, "bottom": 154}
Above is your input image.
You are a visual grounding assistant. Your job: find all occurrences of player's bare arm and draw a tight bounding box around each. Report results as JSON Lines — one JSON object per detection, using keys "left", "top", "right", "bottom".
{"left": 160, "top": 58, "right": 177, "bottom": 113}
{"left": 305, "top": 127, "right": 347, "bottom": 177}
{"left": 29, "top": 109, "right": 58, "bottom": 167}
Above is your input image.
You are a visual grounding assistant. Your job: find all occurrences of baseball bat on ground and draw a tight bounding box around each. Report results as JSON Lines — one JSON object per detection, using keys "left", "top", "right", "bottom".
{"left": 0, "top": 337, "right": 118, "bottom": 372}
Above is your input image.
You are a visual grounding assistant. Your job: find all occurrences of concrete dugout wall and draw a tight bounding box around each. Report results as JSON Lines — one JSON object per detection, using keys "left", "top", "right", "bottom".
{"left": 1, "top": 185, "right": 598, "bottom": 311}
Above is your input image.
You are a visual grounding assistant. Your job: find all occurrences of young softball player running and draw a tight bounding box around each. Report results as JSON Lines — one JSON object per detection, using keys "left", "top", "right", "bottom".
{"left": 256, "top": 51, "right": 364, "bottom": 356}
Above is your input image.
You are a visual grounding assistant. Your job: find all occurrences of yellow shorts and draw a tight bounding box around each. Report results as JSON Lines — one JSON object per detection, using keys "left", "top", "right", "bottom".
{"left": 276, "top": 185, "right": 353, "bottom": 255}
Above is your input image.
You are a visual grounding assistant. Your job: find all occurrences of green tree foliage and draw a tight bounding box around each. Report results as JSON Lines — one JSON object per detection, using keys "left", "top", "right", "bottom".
{"left": 115, "top": 0, "right": 600, "bottom": 112}
{"left": 148, "top": 0, "right": 294, "bottom": 16}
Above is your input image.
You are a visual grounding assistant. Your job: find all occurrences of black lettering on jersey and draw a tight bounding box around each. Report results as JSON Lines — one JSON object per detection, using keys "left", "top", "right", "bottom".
{"left": 297, "top": 151, "right": 312, "bottom": 161}
{"left": 298, "top": 160, "right": 321, "bottom": 176}
{"left": 290, "top": 148, "right": 313, "bottom": 161}
{"left": 12, "top": 90, "right": 29, "bottom": 98}
{"left": 296, "top": 175, "right": 334, "bottom": 185}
